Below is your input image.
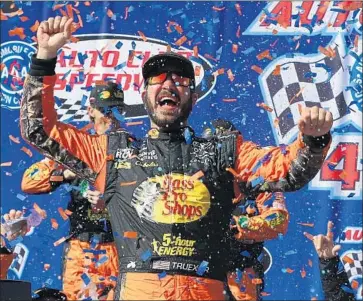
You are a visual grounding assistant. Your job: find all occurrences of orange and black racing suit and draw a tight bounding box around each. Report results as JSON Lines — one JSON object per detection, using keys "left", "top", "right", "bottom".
{"left": 20, "top": 55, "right": 331, "bottom": 300}
{"left": 21, "top": 158, "right": 118, "bottom": 300}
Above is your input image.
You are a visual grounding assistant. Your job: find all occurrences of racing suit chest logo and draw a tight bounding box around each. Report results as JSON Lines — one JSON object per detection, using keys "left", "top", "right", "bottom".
{"left": 131, "top": 173, "right": 211, "bottom": 224}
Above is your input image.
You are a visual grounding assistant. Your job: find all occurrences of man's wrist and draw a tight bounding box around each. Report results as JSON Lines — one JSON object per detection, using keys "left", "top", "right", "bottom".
{"left": 30, "top": 54, "right": 57, "bottom": 76}
{"left": 303, "top": 132, "right": 331, "bottom": 149}
{"left": 36, "top": 48, "right": 58, "bottom": 60}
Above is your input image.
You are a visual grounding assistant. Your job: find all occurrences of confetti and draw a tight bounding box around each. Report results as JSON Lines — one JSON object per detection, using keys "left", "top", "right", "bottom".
{"left": 223, "top": 98, "right": 237, "bottom": 102}
{"left": 227, "top": 69, "right": 235, "bottom": 82}
{"left": 123, "top": 231, "right": 138, "bottom": 239}
{"left": 342, "top": 255, "right": 354, "bottom": 264}
{"left": 44, "top": 263, "right": 50, "bottom": 271}
{"left": 138, "top": 31, "right": 147, "bottom": 42}
{"left": 300, "top": 267, "right": 306, "bottom": 278}
{"left": 251, "top": 65, "right": 263, "bottom": 74}
{"left": 51, "top": 218, "right": 59, "bottom": 230}
{"left": 125, "top": 121, "right": 143, "bottom": 126}
{"left": 235, "top": 3, "right": 242, "bottom": 15}
{"left": 81, "top": 273, "right": 91, "bottom": 286}
{"left": 256, "top": 49, "right": 272, "bottom": 61}
{"left": 196, "top": 260, "right": 209, "bottom": 276}
{"left": 54, "top": 236, "right": 66, "bottom": 247}
{"left": 120, "top": 181, "right": 137, "bottom": 186}
{"left": 9, "top": 27, "right": 26, "bottom": 39}
{"left": 190, "top": 170, "right": 204, "bottom": 181}
{"left": 256, "top": 103, "right": 273, "bottom": 112}
{"left": 252, "top": 278, "right": 263, "bottom": 285}
{"left": 58, "top": 207, "right": 69, "bottom": 221}
{"left": 9, "top": 135, "right": 20, "bottom": 144}
{"left": 158, "top": 271, "right": 167, "bottom": 279}
{"left": 351, "top": 279, "right": 359, "bottom": 290}
{"left": 33, "top": 203, "right": 47, "bottom": 219}
{"left": 1, "top": 162, "right": 12, "bottom": 167}
{"left": 308, "top": 259, "right": 313, "bottom": 267}
{"left": 16, "top": 193, "right": 26, "bottom": 201}
{"left": 140, "top": 249, "right": 152, "bottom": 261}
{"left": 232, "top": 44, "right": 238, "bottom": 54}
{"left": 236, "top": 25, "right": 241, "bottom": 38}
{"left": 175, "top": 36, "right": 187, "bottom": 46}
{"left": 297, "top": 222, "right": 314, "bottom": 227}
{"left": 21, "top": 146, "right": 33, "bottom": 157}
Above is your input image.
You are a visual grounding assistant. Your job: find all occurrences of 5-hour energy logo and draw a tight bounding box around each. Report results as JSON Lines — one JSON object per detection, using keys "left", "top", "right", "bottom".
{"left": 152, "top": 233, "right": 196, "bottom": 256}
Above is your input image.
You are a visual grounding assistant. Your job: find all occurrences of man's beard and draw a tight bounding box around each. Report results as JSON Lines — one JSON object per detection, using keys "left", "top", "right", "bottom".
{"left": 144, "top": 93, "right": 193, "bottom": 130}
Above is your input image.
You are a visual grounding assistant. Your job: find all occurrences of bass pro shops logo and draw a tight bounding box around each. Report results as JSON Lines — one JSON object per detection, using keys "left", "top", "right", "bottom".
{"left": 1, "top": 41, "right": 36, "bottom": 110}
{"left": 132, "top": 173, "right": 211, "bottom": 224}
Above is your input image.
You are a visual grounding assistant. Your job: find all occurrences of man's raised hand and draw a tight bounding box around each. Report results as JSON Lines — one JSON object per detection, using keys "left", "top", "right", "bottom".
{"left": 37, "top": 16, "right": 73, "bottom": 59}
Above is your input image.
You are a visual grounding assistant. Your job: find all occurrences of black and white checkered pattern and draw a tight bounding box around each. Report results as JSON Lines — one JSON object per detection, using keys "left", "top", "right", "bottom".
{"left": 57, "top": 98, "right": 88, "bottom": 122}
{"left": 9, "top": 243, "right": 28, "bottom": 279}
{"left": 343, "top": 251, "right": 363, "bottom": 279}
{"left": 262, "top": 45, "right": 348, "bottom": 142}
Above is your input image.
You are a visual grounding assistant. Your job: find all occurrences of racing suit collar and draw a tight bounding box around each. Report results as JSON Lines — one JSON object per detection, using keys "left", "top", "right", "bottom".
{"left": 147, "top": 126, "right": 195, "bottom": 141}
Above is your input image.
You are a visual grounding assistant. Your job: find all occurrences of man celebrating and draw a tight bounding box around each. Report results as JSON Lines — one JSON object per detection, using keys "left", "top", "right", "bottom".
{"left": 21, "top": 82, "right": 124, "bottom": 300}
{"left": 21, "top": 16, "right": 333, "bottom": 300}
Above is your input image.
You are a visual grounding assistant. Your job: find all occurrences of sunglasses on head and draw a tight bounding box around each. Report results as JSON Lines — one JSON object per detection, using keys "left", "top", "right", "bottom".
{"left": 147, "top": 72, "right": 193, "bottom": 87}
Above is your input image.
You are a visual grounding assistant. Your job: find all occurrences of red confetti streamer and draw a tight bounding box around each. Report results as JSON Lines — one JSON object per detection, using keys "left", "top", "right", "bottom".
{"left": 30, "top": 20, "right": 39, "bottom": 32}
{"left": 190, "top": 170, "right": 204, "bottom": 181}
{"left": 227, "top": 69, "right": 235, "bottom": 82}
{"left": 9, "top": 27, "right": 26, "bottom": 40}
{"left": 21, "top": 146, "right": 33, "bottom": 157}
{"left": 33, "top": 203, "right": 47, "bottom": 219}
{"left": 300, "top": 267, "right": 306, "bottom": 278}
{"left": 58, "top": 207, "right": 69, "bottom": 221}
{"left": 175, "top": 36, "right": 187, "bottom": 46}
{"left": 193, "top": 45, "right": 199, "bottom": 58}
{"left": 124, "top": 231, "right": 138, "bottom": 238}
{"left": 54, "top": 236, "right": 66, "bottom": 247}
{"left": 251, "top": 65, "right": 263, "bottom": 74}
{"left": 235, "top": 3, "right": 242, "bottom": 15}
{"left": 256, "top": 103, "right": 273, "bottom": 112}
{"left": 257, "top": 49, "right": 272, "bottom": 61}
{"left": 126, "top": 121, "right": 143, "bottom": 126}
{"left": 51, "top": 219, "right": 59, "bottom": 230}
{"left": 223, "top": 98, "right": 237, "bottom": 102}
{"left": 138, "top": 31, "right": 147, "bottom": 42}
{"left": 1, "top": 162, "right": 12, "bottom": 167}
{"left": 212, "top": 6, "right": 225, "bottom": 11}
{"left": 236, "top": 25, "right": 241, "bottom": 38}
{"left": 232, "top": 44, "right": 238, "bottom": 54}
{"left": 297, "top": 222, "right": 314, "bottom": 227}
{"left": 9, "top": 135, "right": 20, "bottom": 144}
{"left": 120, "top": 181, "right": 137, "bottom": 186}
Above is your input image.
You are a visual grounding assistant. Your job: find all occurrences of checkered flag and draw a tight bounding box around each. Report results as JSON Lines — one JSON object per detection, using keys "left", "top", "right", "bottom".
{"left": 343, "top": 250, "right": 363, "bottom": 279}
{"left": 56, "top": 98, "right": 87, "bottom": 122}
{"left": 259, "top": 35, "right": 354, "bottom": 144}
{"left": 56, "top": 96, "right": 146, "bottom": 123}
{"left": 8, "top": 243, "right": 29, "bottom": 279}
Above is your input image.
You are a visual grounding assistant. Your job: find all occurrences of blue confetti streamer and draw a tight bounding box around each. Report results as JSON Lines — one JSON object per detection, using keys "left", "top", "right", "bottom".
{"left": 251, "top": 176, "right": 264, "bottom": 187}
{"left": 96, "top": 256, "right": 109, "bottom": 267}
{"left": 81, "top": 273, "right": 91, "bottom": 286}
{"left": 184, "top": 127, "right": 192, "bottom": 145}
{"left": 81, "top": 95, "right": 88, "bottom": 107}
{"left": 196, "top": 260, "right": 209, "bottom": 276}
{"left": 158, "top": 271, "right": 167, "bottom": 279}
{"left": 140, "top": 249, "right": 152, "bottom": 261}
{"left": 111, "top": 107, "right": 125, "bottom": 122}
{"left": 61, "top": 69, "right": 72, "bottom": 81}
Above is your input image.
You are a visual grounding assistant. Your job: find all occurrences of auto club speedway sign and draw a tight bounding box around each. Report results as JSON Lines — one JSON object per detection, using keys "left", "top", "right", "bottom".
{"left": 0, "top": 34, "right": 215, "bottom": 122}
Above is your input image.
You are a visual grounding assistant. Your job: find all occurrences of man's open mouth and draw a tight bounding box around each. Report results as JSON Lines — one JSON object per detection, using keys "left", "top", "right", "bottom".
{"left": 157, "top": 97, "right": 180, "bottom": 108}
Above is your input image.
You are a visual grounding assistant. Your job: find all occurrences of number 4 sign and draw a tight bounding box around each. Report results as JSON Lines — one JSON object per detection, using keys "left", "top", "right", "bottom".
{"left": 310, "top": 133, "right": 362, "bottom": 200}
